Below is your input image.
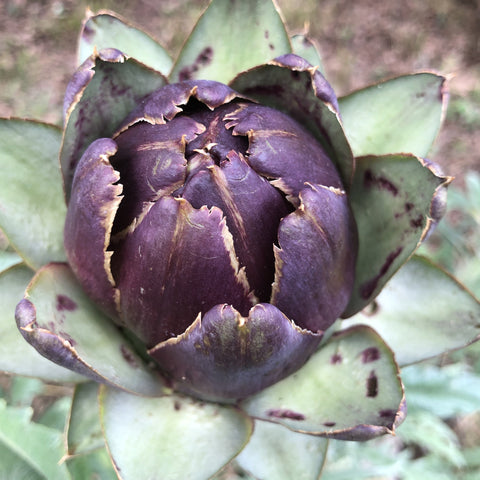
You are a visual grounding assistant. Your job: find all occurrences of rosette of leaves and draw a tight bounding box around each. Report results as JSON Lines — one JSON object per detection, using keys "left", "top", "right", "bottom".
{"left": 1, "top": 1, "right": 479, "bottom": 479}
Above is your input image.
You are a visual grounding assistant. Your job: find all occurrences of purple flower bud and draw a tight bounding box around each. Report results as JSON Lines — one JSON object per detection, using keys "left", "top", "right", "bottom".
{"left": 64, "top": 78, "right": 357, "bottom": 400}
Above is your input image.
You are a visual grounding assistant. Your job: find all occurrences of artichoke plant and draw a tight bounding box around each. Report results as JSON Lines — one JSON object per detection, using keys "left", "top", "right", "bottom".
{"left": 1, "top": 0, "right": 479, "bottom": 478}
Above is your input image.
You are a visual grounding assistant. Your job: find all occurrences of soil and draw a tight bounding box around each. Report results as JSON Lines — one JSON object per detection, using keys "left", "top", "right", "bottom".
{"left": 1, "top": 0, "right": 479, "bottom": 182}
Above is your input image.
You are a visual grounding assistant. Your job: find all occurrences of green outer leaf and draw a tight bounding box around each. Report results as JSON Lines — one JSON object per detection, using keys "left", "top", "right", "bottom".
{"left": 0, "top": 119, "right": 67, "bottom": 270}
{"left": 401, "top": 455, "right": 461, "bottom": 480}
{"left": 37, "top": 396, "right": 72, "bottom": 432}
{"left": 99, "top": 386, "right": 254, "bottom": 480}
{"left": 0, "top": 228, "right": 9, "bottom": 250}
{"left": 345, "top": 256, "right": 480, "bottom": 366}
{"left": 170, "top": 0, "right": 291, "bottom": 83}
{"left": 236, "top": 419, "right": 327, "bottom": 480}
{"left": 211, "top": 464, "right": 257, "bottom": 480}
{"left": 0, "top": 442, "right": 44, "bottom": 480}
{"left": 66, "top": 448, "right": 117, "bottom": 480}
{"left": 0, "top": 399, "right": 71, "bottom": 480}
{"left": 60, "top": 52, "right": 167, "bottom": 197}
{"left": 77, "top": 10, "right": 172, "bottom": 75}
{"left": 402, "top": 363, "right": 480, "bottom": 418}
{"left": 66, "top": 382, "right": 117, "bottom": 480}
{"left": 396, "top": 410, "right": 465, "bottom": 468}
{"left": 241, "top": 325, "right": 404, "bottom": 440}
{"left": 338, "top": 73, "right": 447, "bottom": 157}
{"left": 0, "top": 264, "right": 84, "bottom": 382}
{"left": 17, "top": 263, "right": 165, "bottom": 396}
{"left": 290, "top": 34, "right": 325, "bottom": 75}
{"left": 8, "top": 377, "right": 45, "bottom": 407}
{"left": 67, "top": 382, "right": 104, "bottom": 456}
{"left": 0, "top": 250, "right": 23, "bottom": 274}
{"left": 344, "top": 154, "right": 448, "bottom": 316}
{"left": 319, "top": 436, "right": 410, "bottom": 479}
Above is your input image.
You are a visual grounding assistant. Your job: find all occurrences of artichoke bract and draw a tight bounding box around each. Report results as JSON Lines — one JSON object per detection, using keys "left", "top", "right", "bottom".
{"left": 64, "top": 71, "right": 357, "bottom": 400}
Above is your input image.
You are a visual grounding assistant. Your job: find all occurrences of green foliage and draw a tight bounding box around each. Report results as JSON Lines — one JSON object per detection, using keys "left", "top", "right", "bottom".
{"left": 339, "top": 74, "right": 446, "bottom": 158}
{"left": 345, "top": 156, "right": 447, "bottom": 316}
{"left": 242, "top": 326, "right": 403, "bottom": 438}
{"left": 345, "top": 254, "right": 480, "bottom": 366}
{"left": 236, "top": 420, "right": 327, "bottom": 480}
{"left": 0, "top": 376, "right": 118, "bottom": 480}
{"left": 320, "top": 438, "right": 410, "bottom": 479}
{"left": 0, "top": 395, "right": 71, "bottom": 479}
{"left": 0, "top": 120, "right": 66, "bottom": 269}
{"left": 17, "top": 263, "right": 165, "bottom": 395}
{"left": 0, "top": 265, "right": 85, "bottom": 382}
{"left": 99, "top": 387, "right": 253, "bottom": 480}
{"left": 37, "top": 396, "right": 72, "bottom": 432}
{"left": 77, "top": 12, "right": 173, "bottom": 73}
{"left": 403, "top": 363, "right": 480, "bottom": 418}
{"left": 419, "top": 171, "right": 480, "bottom": 297}
{"left": 322, "top": 364, "right": 480, "bottom": 479}
{"left": 447, "top": 93, "right": 480, "bottom": 132}
{"left": 170, "top": 0, "right": 291, "bottom": 83}
{"left": 324, "top": 174, "right": 480, "bottom": 479}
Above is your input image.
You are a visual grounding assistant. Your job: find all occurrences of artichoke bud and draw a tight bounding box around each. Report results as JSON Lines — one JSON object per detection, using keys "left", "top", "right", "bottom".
{"left": 64, "top": 78, "right": 357, "bottom": 400}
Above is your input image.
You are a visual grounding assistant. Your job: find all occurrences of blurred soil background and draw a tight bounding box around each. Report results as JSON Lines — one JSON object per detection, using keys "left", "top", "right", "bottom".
{"left": 0, "top": 0, "right": 479, "bottom": 182}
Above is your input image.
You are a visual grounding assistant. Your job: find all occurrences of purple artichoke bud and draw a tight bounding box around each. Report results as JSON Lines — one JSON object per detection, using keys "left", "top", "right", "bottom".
{"left": 64, "top": 79, "right": 357, "bottom": 400}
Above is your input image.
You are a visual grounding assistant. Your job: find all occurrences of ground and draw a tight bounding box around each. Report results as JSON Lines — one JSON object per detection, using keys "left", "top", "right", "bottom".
{"left": 1, "top": 0, "right": 479, "bottom": 181}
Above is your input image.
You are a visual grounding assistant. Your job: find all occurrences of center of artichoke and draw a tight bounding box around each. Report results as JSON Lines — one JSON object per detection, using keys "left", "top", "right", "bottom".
{"left": 104, "top": 82, "right": 347, "bottom": 344}
{"left": 185, "top": 101, "right": 249, "bottom": 164}
{"left": 174, "top": 100, "right": 291, "bottom": 305}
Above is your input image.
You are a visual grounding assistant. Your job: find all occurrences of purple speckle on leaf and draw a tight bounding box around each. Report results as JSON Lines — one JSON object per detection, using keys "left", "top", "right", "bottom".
{"left": 364, "top": 169, "right": 399, "bottom": 196}
{"left": 360, "top": 246, "right": 403, "bottom": 299}
{"left": 267, "top": 409, "right": 306, "bottom": 421}
{"left": 82, "top": 23, "right": 95, "bottom": 42}
{"left": 379, "top": 409, "right": 396, "bottom": 419}
{"left": 330, "top": 353, "right": 343, "bottom": 364}
{"left": 120, "top": 344, "right": 138, "bottom": 368}
{"left": 410, "top": 215, "right": 424, "bottom": 229}
{"left": 56, "top": 295, "right": 77, "bottom": 312}
{"left": 197, "top": 47, "right": 213, "bottom": 65}
{"left": 323, "top": 421, "right": 336, "bottom": 427}
{"left": 366, "top": 370, "right": 378, "bottom": 398}
{"left": 361, "top": 347, "right": 380, "bottom": 363}
{"left": 178, "top": 47, "right": 214, "bottom": 81}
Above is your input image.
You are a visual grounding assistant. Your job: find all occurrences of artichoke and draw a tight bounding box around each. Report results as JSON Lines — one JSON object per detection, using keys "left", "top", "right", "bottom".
{"left": 1, "top": 1, "right": 480, "bottom": 479}
{"left": 60, "top": 57, "right": 357, "bottom": 400}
